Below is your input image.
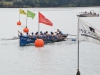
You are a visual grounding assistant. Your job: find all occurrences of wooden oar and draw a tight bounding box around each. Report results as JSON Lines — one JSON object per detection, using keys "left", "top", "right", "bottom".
{"left": 1, "top": 37, "right": 19, "bottom": 41}
{"left": 68, "top": 34, "right": 77, "bottom": 36}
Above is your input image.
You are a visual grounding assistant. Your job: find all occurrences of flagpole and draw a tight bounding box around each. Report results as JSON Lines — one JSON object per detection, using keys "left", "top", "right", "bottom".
{"left": 26, "top": 14, "right": 27, "bottom": 27}
{"left": 76, "top": 15, "right": 80, "bottom": 75}
{"left": 19, "top": 9, "right": 20, "bottom": 21}
{"left": 38, "top": 12, "right": 40, "bottom": 35}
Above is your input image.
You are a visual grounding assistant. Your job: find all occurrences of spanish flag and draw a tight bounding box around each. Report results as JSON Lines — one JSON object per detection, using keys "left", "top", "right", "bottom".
{"left": 19, "top": 8, "right": 26, "bottom": 15}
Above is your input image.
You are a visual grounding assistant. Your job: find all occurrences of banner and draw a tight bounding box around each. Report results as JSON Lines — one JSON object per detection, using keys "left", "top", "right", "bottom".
{"left": 27, "top": 10, "right": 36, "bottom": 19}
{"left": 39, "top": 12, "right": 53, "bottom": 26}
{"left": 79, "top": 18, "right": 100, "bottom": 45}
{"left": 20, "top": 8, "right": 26, "bottom": 15}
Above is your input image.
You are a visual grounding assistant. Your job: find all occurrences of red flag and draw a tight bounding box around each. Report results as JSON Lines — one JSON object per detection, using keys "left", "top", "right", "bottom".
{"left": 39, "top": 12, "right": 53, "bottom": 26}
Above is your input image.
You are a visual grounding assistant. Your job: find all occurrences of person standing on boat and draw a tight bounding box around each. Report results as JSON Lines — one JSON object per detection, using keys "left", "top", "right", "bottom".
{"left": 56, "top": 29, "right": 66, "bottom": 39}
{"left": 56, "top": 29, "right": 64, "bottom": 35}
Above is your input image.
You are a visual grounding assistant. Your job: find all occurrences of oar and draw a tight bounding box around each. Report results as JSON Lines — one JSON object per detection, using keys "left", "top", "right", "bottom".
{"left": 67, "top": 34, "right": 77, "bottom": 36}
{"left": 1, "top": 37, "right": 19, "bottom": 41}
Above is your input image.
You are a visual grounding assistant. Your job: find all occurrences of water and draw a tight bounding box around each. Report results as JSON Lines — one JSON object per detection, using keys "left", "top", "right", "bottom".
{"left": 0, "top": 7, "right": 100, "bottom": 75}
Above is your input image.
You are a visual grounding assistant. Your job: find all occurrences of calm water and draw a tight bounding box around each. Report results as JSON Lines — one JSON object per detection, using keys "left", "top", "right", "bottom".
{"left": 0, "top": 7, "right": 100, "bottom": 75}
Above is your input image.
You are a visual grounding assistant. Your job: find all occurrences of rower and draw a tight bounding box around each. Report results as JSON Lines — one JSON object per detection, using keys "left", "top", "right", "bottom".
{"left": 30, "top": 32, "right": 34, "bottom": 37}
{"left": 25, "top": 32, "right": 30, "bottom": 37}
{"left": 43, "top": 32, "right": 46, "bottom": 40}
{"left": 38, "top": 31, "right": 43, "bottom": 39}
{"left": 35, "top": 32, "right": 39, "bottom": 39}
{"left": 45, "top": 31, "right": 49, "bottom": 39}
{"left": 50, "top": 32, "right": 54, "bottom": 39}
{"left": 40, "top": 31, "right": 43, "bottom": 35}
{"left": 18, "top": 30, "right": 23, "bottom": 36}
{"left": 30, "top": 32, "right": 36, "bottom": 40}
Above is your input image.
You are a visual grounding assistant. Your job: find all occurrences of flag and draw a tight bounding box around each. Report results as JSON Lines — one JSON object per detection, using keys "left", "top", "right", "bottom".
{"left": 79, "top": 18, "right": 100, "bottom": 45}
{"left": 19, "top": 8, "right": 26, "bottom": 15}
{"left": 39, "top": 12, "right": 53, "bottom": 26}
{"left": 27, "top": 10, "right": 36, "bottom": 19}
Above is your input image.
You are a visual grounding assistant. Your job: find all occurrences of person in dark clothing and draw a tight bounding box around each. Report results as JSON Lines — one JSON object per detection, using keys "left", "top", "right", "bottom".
{"left": 18, "top": 30, "right": 23, "bottom": 36}
{"left": 57, "top": 29, "right": 63, "bottom": 35}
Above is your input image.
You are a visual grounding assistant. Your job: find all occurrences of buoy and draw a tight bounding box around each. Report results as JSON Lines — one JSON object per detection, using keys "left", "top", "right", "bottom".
{"left": 35, "top": 39, "right": 44, "bottom": 47}
{"left": 23, "top": 27, "right": 29, "bottom": 33}
{"left": 17, "top": 21, "right": 21, "bottom": 25}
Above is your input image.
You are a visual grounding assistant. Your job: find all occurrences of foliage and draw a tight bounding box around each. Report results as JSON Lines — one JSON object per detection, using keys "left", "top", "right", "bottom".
{"left": 0, "top": 0, "right": 100, "bottom": 7}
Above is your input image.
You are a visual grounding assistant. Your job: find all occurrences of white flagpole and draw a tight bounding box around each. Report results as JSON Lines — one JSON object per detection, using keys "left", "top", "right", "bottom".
{"left": 76, "top": 16, "right": 80, "bottom": 75}
{"left": 76, "top": 12, "right": 99, "bottom": 75}
{"left": 26, "top": 11, "right": 27, "bottom": 27}
{"left": 38, "top": 12, "right": 40, "bottom": 35}
{"left": 19, "top": 9, "right": 20, "bottom": 21}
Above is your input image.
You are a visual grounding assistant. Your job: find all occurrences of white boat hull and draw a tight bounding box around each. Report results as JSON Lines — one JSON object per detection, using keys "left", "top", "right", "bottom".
{"left": 78, "top": 14, "right": 99, "bottom": 17}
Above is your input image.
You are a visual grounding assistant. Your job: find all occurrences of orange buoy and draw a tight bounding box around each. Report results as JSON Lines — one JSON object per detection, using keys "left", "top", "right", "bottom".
{"left": 35, "top": 39, "right": 44, "bottom": 47}
{"left": 23, "top": 27, "right": 29, "bottom": 33}
{"left": 17, "top": 21, "right": 21, "bottom": 25}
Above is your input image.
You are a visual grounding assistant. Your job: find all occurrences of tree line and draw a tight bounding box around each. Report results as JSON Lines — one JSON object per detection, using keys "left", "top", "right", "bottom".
{"left": 0, "top": 0, "right": 100, "bottom": 8}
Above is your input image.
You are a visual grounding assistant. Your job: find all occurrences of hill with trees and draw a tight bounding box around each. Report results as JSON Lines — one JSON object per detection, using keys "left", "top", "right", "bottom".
{"left": 0, "top": 0, "right": 100, "bottom": 8}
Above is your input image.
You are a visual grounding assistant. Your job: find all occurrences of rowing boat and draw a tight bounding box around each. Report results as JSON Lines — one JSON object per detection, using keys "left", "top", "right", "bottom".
{"left": 19, "top": 34, "right": 68, "bottom": 46}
